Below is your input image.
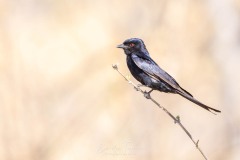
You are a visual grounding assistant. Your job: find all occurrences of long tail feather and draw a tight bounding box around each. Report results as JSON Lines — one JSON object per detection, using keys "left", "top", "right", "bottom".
{"left": 176, "top": 90, "right": 221, "bottom": 114}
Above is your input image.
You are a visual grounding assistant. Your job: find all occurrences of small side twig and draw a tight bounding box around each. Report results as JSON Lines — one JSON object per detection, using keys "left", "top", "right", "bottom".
{"left": 112, "top": 64, "right": 208, "bottom": 160}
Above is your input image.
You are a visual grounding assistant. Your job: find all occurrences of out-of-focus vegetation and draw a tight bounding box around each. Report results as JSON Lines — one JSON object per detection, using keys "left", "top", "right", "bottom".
{"left": 0, "top": 0, "right": 239, "bottom": 159}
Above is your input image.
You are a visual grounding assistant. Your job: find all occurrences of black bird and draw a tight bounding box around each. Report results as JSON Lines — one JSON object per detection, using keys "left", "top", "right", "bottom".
{"left": 117, "top": 38, "right": 221, "bottom": 114}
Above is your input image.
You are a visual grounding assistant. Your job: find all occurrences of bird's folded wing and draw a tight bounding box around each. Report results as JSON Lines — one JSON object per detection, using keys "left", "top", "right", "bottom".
{"left": 131, "top": 54, "right": 181, "bottom": 90}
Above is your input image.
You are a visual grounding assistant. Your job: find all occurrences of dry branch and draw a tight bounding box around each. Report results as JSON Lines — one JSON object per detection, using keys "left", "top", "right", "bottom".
{"left": 112, "top": 64, "right": 208, "bottom": 160}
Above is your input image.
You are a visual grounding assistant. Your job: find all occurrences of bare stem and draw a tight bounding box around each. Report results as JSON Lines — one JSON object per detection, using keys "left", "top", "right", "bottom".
{"left": 112, "top": 64, "right": 208, "bottom": 160}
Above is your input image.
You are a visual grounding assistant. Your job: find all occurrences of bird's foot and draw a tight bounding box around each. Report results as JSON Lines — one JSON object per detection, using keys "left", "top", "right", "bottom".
{"left": 144, "top": 91, "right": 151, "bottom": 99}
{"left": 143, "top": 89, "right": 153, "bottom": 99}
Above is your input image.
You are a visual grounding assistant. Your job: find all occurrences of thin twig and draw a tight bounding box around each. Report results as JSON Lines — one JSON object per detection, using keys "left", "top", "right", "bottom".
{"left": 112, "top": 64, "right": 208, "bottom": 160}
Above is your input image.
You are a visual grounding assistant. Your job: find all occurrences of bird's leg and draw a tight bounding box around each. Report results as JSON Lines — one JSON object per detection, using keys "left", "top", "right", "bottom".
{"left": 144, "top": 89, "right": 153, "bottom": 99}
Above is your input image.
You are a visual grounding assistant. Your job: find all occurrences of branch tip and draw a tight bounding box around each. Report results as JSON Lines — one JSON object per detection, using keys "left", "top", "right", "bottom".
{"left": 112, "top": 64, "right": 118, "bottom": 70}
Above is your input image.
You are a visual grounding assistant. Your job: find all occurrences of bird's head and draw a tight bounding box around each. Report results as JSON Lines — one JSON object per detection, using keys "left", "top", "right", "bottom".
{"left": 117, "top": 38, "right": 148, "bottom": 55}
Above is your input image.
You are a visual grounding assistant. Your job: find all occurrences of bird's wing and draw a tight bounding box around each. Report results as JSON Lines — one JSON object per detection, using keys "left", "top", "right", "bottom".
{"left": 131, "top": 54, "right": 182, "bottom": 91}
{"left": 131, "top": 54, "right": 220, "bottom": 114}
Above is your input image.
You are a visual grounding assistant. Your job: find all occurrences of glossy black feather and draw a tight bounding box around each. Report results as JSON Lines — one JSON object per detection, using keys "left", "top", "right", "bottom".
{"left": 117, "top": 38, "right": 221, "bottom": 114}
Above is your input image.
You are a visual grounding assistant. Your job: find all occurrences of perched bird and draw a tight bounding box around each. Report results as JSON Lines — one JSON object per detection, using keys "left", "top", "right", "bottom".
{"left": 117, "top": 38, "right": 221, "bottom": 114}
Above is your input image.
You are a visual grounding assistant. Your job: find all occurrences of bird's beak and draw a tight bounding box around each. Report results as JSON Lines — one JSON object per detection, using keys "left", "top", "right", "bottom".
{"left": 117, "top": 44, "right": 128, "bottom": 49}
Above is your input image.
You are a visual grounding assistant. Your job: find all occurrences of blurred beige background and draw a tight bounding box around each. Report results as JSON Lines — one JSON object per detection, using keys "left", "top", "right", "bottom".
{"left": 0, "top": 0, "right": 240, "bottom": 160}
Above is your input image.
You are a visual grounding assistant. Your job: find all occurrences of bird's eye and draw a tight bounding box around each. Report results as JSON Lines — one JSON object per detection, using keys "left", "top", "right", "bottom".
{"left": 129, "top": 43, "right": 135, "bottom": 47}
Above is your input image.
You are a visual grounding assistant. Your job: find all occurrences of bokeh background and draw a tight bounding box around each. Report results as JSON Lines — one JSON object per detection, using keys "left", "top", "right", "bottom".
{"left": 0, "top": 0, "right": 240, "bottom": 159}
